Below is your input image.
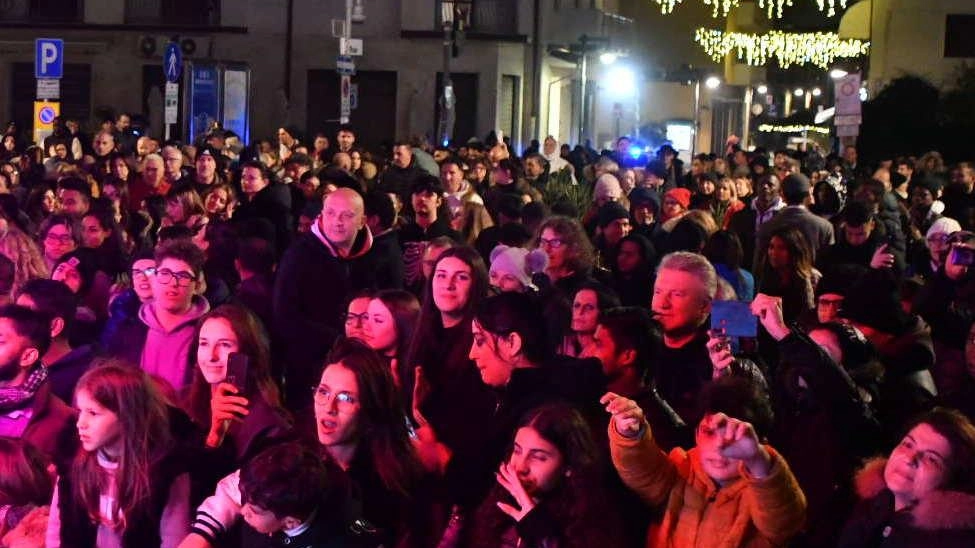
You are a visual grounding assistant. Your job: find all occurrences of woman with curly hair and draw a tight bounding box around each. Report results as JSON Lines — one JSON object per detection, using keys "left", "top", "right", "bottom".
{"left": 532, "top": 216, "right": 597, "bottom": 297}
{"left": 0, "top": 220, "right": 48, "bottom": 296}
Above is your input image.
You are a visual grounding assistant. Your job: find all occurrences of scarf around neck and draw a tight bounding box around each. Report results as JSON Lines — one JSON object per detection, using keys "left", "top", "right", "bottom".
{"left": 0, "top": 364, "right": 48, "bottom": 412}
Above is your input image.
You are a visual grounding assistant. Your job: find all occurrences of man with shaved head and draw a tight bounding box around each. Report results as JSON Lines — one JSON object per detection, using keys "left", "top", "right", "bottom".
{"left": 272, "top": 186, "right": 376, "bottom": 409}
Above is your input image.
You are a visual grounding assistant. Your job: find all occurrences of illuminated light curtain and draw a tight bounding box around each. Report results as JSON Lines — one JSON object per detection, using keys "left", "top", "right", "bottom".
{"left": 694, "top": 28, "right": 870, "bottom": 69}
{"left": 651, "top": 0, "right": 847, "bottom": 18}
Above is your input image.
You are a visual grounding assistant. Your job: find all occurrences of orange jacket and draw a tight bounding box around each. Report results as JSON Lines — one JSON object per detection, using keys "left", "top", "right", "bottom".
{"left": 609, "top": 423, "right": 806, "bottom": 548}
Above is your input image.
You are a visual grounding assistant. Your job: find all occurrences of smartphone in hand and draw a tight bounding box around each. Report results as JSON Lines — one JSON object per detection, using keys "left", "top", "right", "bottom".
{"left": 226, "top": 353, "right": 249, "bottom": 393}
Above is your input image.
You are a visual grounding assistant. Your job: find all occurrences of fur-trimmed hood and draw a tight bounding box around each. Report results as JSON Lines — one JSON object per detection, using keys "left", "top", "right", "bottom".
{"left": 855, "top": 457, "right": 975, "bottom": 531}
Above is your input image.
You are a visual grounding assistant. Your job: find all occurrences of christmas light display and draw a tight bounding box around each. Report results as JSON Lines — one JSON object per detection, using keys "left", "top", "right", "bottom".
{"left": 652, "top": 0, "right": 848, "bottom": 18}
{"left": 695, "top": 28, "right": 870, "bottom": 69}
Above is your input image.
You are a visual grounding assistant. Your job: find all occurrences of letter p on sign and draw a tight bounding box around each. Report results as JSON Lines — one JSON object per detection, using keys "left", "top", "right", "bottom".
{"left": 35, "top": 39, "right": 64, "bottom": 79}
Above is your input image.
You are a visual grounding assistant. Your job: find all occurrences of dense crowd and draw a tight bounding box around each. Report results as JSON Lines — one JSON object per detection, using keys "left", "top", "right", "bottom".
{"left": 0, "top": 112, "right": 971, "bottom": 547}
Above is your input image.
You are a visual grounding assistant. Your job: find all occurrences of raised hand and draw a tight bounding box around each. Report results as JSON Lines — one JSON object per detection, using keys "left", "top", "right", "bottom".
{"left": 749, "top": 293, "right": 790, "bottom": 341}
{"left": 703, "top": 412, "right": 771, "bottom": 478}
{"left": 600, "top": 392, "right": 645, "bottom": 438}
{"left": 495, "top": 461, "right": 536, "bottom": 522}
{"left": 210, "top": 383, "right": 249, "bottom": 424}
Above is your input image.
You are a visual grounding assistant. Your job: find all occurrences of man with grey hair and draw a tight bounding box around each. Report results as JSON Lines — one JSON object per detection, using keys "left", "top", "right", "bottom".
{"left": 161, "top": 145, "right": 186, "bottom": 186}
{"left": 650, "top": 251, "right": 765, "bottom": 425}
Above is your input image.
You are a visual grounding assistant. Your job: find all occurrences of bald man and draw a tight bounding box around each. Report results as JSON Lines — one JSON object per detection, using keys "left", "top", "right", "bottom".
{"left": 272, "top": 186, "right": 376, "bottom": 409}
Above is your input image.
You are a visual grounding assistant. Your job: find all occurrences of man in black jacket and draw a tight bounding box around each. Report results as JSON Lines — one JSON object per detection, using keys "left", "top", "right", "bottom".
{"left": 378, "top": 142, "right": 425, "bottom": 204}
{"left": 363, "top": 190, "right": 403, "bottom": 290}
{"left": 234, "top": 161, "right": 294, "bottom": 255}
{"left": 272, "top": 187, "right": 374, "bottom": 409}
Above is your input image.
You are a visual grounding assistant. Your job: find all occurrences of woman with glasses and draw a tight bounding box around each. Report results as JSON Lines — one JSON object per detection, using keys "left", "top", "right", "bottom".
{"left": 532, "top": 216, "right": 597, "bottom": 298}
{"left": 37, "top": 213, "right": 80, "bottom": 272}
{"left": 187, "top": 338, "right": 439, "bottom": 548}
{"left": 100, "top": 251, "right": 156, "bottom": 353}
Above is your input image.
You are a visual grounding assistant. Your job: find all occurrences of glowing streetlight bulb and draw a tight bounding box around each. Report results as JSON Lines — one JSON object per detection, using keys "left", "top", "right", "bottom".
{"left": 811, "top": 87, "right": 822, "bottom": 97}
{"left": 705, "top": 76, "right": 721, "bottom": 89}
{"left": 756, "top": 84, "right": 768, "bottom": 94}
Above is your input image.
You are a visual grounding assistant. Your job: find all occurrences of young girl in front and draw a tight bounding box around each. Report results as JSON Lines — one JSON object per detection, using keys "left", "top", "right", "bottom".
{"left": 46, "top": 361, "right": 192, "bottom": 548}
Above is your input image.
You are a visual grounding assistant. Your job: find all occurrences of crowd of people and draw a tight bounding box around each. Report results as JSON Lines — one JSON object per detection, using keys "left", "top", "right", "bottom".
{"left": 0, "top": 111, "right": 971, "bottom": 547}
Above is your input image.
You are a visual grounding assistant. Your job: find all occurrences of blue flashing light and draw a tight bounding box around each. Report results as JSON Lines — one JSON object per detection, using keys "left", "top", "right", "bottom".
{"left": 627, "top": 145, "right": 643, "bottom": 159}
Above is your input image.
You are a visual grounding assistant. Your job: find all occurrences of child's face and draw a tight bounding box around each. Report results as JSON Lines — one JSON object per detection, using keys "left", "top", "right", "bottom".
{"left": 695, "top": 414, "right": 742, "bottom": 484}
{"left": 241, "top": 503, "right": 288, "bottom": 534}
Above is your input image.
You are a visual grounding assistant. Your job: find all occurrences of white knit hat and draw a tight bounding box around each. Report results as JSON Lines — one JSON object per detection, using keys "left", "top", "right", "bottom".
{"left": 489, "top": 245, "right": 549, "bottom": 289}
{"left": 926, "top": 216, "right": 962, "bottom": 240}
{"left": 593, "top": 174, "right": 623, "bottom": 202}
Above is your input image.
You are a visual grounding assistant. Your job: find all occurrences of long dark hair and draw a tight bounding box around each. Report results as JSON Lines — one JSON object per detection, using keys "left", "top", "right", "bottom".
{"left": 371, "top": 289, "right": 420, "bottom": 407}
{"left": 474, "top": 291, "right": 552, "bottom": 366}
{"left": 322, "top": 338, "right": 423, "bottom": 497}
{"left": 469, "top": 403, "right": 618, "bottom": 548}
{"left": 185, "top": 304, "right": 284, "bottom": 427}
{"left": 71, "top": 361, "right": 172, "bottom": 532}
{"left": 758, "top": 226, "right": 814, "bottom": 283}
{"left": 406, "top": 245, "right": 488, "bottom": 368}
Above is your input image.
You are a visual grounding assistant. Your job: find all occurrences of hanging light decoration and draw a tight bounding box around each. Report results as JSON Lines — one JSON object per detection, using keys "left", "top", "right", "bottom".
{"left": 651, "top": 0, "right": 847, "bottom": 18}
{"left": 702, "top": 0, "right": 742, "bottom": 18}
{"left": 694, "top": 28, "right": 870, "bottom": 70}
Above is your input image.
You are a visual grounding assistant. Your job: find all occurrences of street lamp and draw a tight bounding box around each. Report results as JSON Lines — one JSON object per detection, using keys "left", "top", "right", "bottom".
{"left": 705, "top": 76, "right": 721, "bottom": 90}
{"left": 811, "top": 87, "right": 822, "bottom": 97}
{"left": 830, "top": 68, "right": 848, "bottom": 79}
{"left": 756, "top": 84, "right": 768, "bottom": 94}
{"left": 793, "top": 88, "right": 805, "bottom": 97}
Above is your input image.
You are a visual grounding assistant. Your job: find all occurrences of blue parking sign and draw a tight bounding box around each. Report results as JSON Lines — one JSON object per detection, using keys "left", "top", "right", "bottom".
{"left": 35, "top": 38, "right": 64, "bottom": 79}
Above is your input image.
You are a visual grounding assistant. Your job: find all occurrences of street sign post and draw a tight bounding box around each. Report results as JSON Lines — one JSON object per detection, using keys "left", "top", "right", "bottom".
{"left": 35, "top": 39, "right": 64, "bottom": 79}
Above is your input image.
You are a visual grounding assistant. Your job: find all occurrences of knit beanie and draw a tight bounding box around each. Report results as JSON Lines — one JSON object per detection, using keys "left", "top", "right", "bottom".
{"left": 597, "top": 202, "right": 630, "bottom": 228}
{"left": 926, "top": 216, "right": 962, "bottom": 240}
{"left": 664, "top": 188, "right": 691, "bottom": 209}
{"left": 489, "top": 245, "right": 549, "bottom": 289}
{"left": 593, "top": 174, "right": 623, "bottom": 203}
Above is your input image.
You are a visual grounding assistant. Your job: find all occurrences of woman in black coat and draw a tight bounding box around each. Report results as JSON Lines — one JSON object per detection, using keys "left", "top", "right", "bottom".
{"left": 838, "top": 407, "right": 975, "bottom": 548}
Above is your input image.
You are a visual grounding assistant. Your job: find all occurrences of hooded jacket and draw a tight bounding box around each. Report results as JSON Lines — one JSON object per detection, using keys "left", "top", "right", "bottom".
{"left": 609, "top": 424, "right": 807, "bottom": 548}
{"left": 271, "top": 219, "right": 374, "bottom": 408}
{"left": 139, "top": 296, "right": 211, "bottom": 398}
{"left": 839, "top": 458, "right": 975, "bottom": 547}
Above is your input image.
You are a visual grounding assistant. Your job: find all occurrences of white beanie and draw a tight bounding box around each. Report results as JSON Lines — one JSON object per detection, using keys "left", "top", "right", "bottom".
{"left": 926, "top": 216, "right": 962, "bottom": 240}
{"left": 489, "top": 245, "right": 549, "bottom": 289}
{"left": 593, "top": 174, "right": 623, "bottom": 202}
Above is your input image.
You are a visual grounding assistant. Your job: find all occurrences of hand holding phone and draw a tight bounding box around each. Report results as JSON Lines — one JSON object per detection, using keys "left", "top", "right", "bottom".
{"left": 226, "top": 353, "right": 249, "bottom": 393}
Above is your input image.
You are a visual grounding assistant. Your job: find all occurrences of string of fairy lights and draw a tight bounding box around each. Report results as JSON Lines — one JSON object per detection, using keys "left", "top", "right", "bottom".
{"left": 654, "top": 0, "right": 848, "bottom": 18}
{"left": 694, "top": 29, "right": 870, "bottom": 70}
